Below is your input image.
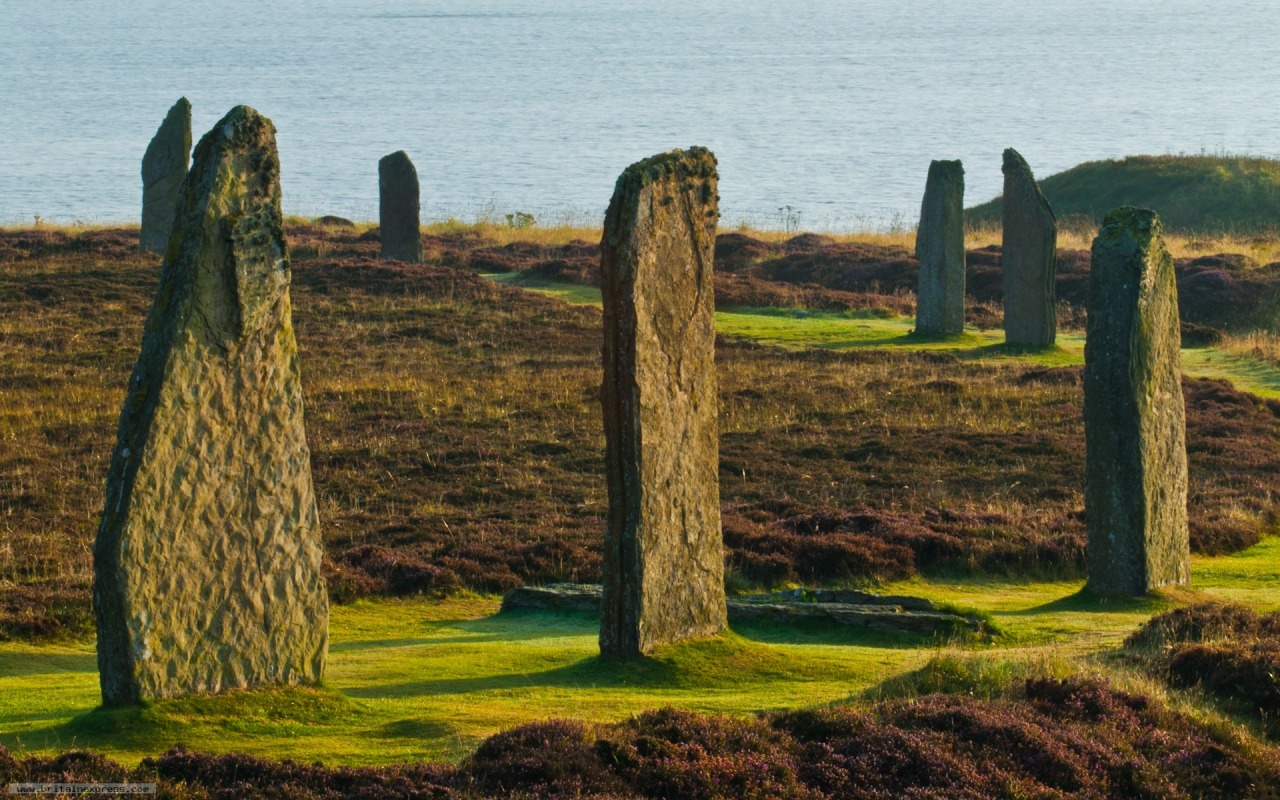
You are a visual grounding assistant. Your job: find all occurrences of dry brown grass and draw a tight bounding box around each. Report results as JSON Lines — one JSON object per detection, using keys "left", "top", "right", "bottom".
{"left": 1221, "top": 331, "right": 1280, "bottom": 367}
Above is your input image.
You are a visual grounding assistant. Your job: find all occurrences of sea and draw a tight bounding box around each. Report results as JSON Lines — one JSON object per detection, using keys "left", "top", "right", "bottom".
{"left": 2, "top": 0, "right": 1279, "bottom": 229}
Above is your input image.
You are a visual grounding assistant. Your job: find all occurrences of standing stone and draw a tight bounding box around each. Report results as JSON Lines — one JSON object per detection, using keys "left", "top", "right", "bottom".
{"left": 140, "top": 97, "right": 193, "bottom": 253}
{"left": 1084, "top": 207, "right": 1189, "bottom": 595}
{"left": 379, "top": 150, "right": 421, "bottom": 262}
{"left": 914, "top": 160, "right": 966, "bottom": 335}
{"left": 599, "top": 147, "right": 727, "bottom": 658}
{"left": 1002, "top": 148, "right": 1058, "bottom": 346}
{"left": 95, "top": 106, "right": 328, "bottom": 705}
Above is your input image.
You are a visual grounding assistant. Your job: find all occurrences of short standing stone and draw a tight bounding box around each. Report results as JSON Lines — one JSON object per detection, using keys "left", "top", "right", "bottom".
{"left": 379, "top": 150, "right": 421, "bottom": 262}
{"left": 139, "top": 97, "right": 192, "bottom": 253}
{"left": 914, "top": 159, "right": 966, "bottom": 335}
{"left": 1002, "top": 148, "right": 1057, "bottom": 346}
{"left": 1084, "top": 207, "right": 1189, "bottom": 595}
{"left": 95, "top": 106, "right": 328, "bottom": 705}
{"left": 599, "top": 147, "right": 727, "bottom": 658}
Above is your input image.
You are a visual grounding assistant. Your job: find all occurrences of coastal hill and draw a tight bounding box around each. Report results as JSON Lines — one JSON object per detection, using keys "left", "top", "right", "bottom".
{"left": 967, "top": 154, "right": 1280, "bottom": 235}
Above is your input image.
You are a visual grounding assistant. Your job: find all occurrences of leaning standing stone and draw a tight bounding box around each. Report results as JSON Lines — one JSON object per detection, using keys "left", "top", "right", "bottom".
{"left": 599, "top": 147, "right": 727, "bottom": 658}
{"left": 1084, "top": 207, "right": 1189, "bottom": 595}
{"left": 1002, "top": 148, "right": 1057, "bottom": 346}
{"left": 139, "top": 97, "right": 192, "bottom": 253}
{"left": 914, "top": 159, "right": 966, "bottom": 335}
{"left": 379, "top": 150, "right": 422, "bottom": 262}
{"left": 95, "top": 106, "right": 328, "bottom": 705}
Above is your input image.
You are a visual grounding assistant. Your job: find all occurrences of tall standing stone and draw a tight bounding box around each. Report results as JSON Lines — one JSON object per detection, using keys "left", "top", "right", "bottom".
{"left": 1084, "top": 207, "right": 1189, "bottom": 595}
{"left": 140, "top": 98, "right": 193, "bottom": 253}
{"left": 914, "top": 160, "right": 966, "bottom": 335}
{"left": 379, "top": 150, "right": 421, "bottom": 262}
{"left": 95, "top": 106, "right": 328, "bottom": 705}
{"left": 599, "top": 147, "right": 727, "bottom": 658}
{"left": 1002, "top": 148, "right": 1058, "bottom": 346}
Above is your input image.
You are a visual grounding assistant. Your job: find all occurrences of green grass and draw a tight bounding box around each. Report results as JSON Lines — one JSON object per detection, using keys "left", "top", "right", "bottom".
{"left": 4, "top": 531, "right": 1280, "bottom": 767}
{"left": 0, "top": 597, "right": 924, "bottom": 766}
{"left": 489, "top": 273, "right": 1280, "bottom": 396}
{"left": 967, "top": 154, "right": 1280, "bottom": 236}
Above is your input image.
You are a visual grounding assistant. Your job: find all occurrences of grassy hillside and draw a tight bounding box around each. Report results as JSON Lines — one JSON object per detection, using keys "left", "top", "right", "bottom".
{"left": 967, "top": 154, "right": 1280, "bottom": 235}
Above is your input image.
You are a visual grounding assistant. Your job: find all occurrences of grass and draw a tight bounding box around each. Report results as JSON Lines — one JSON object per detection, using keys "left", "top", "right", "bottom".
{"left": 4, "top": 526, "right": 1280, "bottom": 767}
{"left": 967, "top": 154, "right": 1280, "bottom": 236}
{"left": 0, "top": 598, "right": 922, "bottom": 765}
{"left": 495, "top": 272, "right": 1280, "bottom": 394}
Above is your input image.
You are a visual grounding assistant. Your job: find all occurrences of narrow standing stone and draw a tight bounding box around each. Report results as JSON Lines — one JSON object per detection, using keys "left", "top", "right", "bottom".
{"left": 95, "top": 106, "right": 328, "bottom": 705}
{"left": 1002, "top": 148, "right": 1057, "bottom": 346}
{"left": 140, "top": 97, "right": 192, "bottom": 253}
{"left": 599, "top": 147, "right": 727, "bottom": 658}
{"left": 1084, "top": 207, "right": 1189, "bottom": 595}
{"left": 914, "top": 160, "right": 966, "bottom": 335}
{"left": 379, "top": 150, "right": 421, "bottom": 262}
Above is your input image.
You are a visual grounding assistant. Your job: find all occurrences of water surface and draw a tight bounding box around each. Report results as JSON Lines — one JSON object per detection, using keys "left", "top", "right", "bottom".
{"left": 2, "top": 0, "right": 1277, "bottom": 228}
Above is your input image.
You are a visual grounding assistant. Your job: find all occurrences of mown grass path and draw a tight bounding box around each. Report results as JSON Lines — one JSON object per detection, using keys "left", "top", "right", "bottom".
{"left": 3, "top": 536, "right": 1279, "bottom": 766}
{"left": 491, "top": 273, "right": 1280, "bottom": 397}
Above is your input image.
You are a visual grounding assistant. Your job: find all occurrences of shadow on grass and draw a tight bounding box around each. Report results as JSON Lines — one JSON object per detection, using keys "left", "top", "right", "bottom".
{"left": 376, "top": 718, "right": 460, "bottom": 740}
{"left": 332, "top": 610, "right": 600, "bottom": 653}
{"left": 730, "top": 619, "right": 929, "bottom": 649}
{"left": 898, "top": 329, "right": 984, "bottom": 346}
{"left": 340, "top": 609, "right": 945, "bottom": 701}
{"left": 9, "top": 685, "right": 358, "bottom": 754}
{"left": 1009, "top": 588, "right": 1170, "bottom": 616}
{"left": 819, "top": 329, "right": 989, "bottom": 352}
{"left": 950, "top": 341, "right": 1076, "bottom": 363}
{"left": 7, "top": 703, "right": 163, "bottom": 754}
{"left": 482, "top": 606, "right": 940, "bottom": 650}
{"left": 341, "top": 652, "right": 683, "bottom": 700}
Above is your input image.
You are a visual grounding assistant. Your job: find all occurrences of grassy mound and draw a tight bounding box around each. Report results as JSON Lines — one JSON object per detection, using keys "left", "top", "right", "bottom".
{"left": 1124, "top": 603, "right": 1280, "bottom": 734}
{"left": 967, "top": 155, "right": 1280, "bottom": 235}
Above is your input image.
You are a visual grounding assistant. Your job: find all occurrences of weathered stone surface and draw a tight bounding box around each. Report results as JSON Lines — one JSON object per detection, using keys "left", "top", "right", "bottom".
{"left": 1002, "top": 148, "right": 1058, "bottom": 346}
{"left": 599, "top": 147, "right": 727, "bottom": 658}
{"left": 1084, "top": 207, "right": 1189, "bottom": 595}
{"left": 503, "top": 585, "right": 983, "bottom": 637}
{"left": 95, "top": 106, "right": 328, "bottom": 705}
{"left": 914, "top": 159, "right": 966, "bottom": 335}
{"left": 140, "top": 97, "right": 192, "bottom": 253}
{"left": 378, "top": 150, "right": 421, "bottom": 262}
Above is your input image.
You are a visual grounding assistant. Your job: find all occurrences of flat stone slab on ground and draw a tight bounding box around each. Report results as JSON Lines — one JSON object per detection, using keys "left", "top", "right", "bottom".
{"left": 503, "top": 584, "right": 983, "bottom": 637}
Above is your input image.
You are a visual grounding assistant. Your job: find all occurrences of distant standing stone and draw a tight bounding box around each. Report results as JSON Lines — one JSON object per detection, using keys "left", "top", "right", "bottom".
{"left": 914, "top": 159, "right": 966, "bottom": 335}
{"left": 599, "top": 147, "right": 727, "bottom": 658}
{"left": 95, "top": 106, "right": 328, "bottom": 705}
{"left": 139, "top": 97, "right": 192, "bottom": 253}
{"left": 1002, "top": 148, "right": 1057, "bottom": 346}
{"left": 1084, "top": 207, "right": 1189, "bottom": 595}
{"left": 379, "top": 150, "right": 421, "bottom": 262}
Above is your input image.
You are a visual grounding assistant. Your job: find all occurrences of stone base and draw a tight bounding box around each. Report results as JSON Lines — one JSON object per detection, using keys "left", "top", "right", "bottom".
{"left": 502, "top": 584, "right": 984, "bottom": 638}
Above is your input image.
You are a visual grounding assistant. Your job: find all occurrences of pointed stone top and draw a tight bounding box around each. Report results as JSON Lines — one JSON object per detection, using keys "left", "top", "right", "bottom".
{"left": 380, "top": 150, "right": 415, "bottom": 168}
{"left": 167, "top": 104, "right": 286, "bottom": 340}
{"left": 1002, "top": 147, "right": 1028, "bottom": 173}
